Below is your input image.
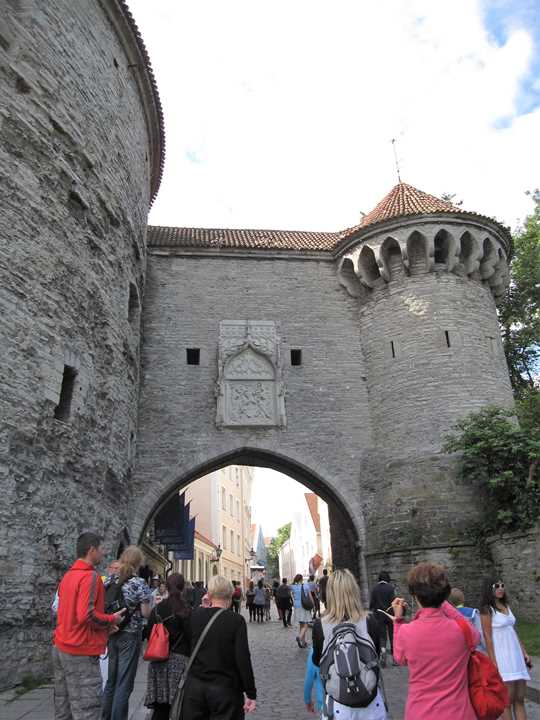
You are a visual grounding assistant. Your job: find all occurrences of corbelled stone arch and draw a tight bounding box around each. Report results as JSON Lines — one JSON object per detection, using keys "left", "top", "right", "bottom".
{"left": 132, "top": 446, "right": 365, "bottom": 590}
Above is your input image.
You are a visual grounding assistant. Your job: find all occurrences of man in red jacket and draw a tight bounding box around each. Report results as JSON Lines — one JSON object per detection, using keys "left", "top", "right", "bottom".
{"left": 53, "top": 532, "right": 125, "bottom": 720}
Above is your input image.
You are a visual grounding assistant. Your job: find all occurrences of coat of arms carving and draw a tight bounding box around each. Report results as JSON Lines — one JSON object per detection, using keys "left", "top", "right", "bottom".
{"left": 215, "top": 320, "right": 286, "bottom": 428}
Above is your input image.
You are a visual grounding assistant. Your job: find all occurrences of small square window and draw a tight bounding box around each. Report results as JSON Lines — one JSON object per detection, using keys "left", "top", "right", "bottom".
{"left": 290, "top": 349, "right": 302, "bottom": 366}
{"left": 186, "top": 348, "right": 200, "bottom": 365}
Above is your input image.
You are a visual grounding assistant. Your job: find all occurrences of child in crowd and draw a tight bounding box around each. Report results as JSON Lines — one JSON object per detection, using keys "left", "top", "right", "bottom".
{"left": 304, "top": 648, "right": 324, "bottom": 715}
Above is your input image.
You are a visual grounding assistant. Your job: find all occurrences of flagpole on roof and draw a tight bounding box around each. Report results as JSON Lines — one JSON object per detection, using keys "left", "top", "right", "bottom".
{"left": 391, "top": 138, "right": 402, "bottom": 183}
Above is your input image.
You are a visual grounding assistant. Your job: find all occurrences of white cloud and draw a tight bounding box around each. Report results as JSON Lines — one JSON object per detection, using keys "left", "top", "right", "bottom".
{"left": 128, "top": 0, "right": 540, "bottom": 231}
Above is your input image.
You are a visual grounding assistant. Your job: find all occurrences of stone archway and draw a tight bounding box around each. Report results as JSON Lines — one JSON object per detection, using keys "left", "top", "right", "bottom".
{"left": 131, "top": 447, "right": 364, "bottom": 589}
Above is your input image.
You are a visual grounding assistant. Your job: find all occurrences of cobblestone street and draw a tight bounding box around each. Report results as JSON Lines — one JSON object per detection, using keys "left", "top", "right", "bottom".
{"left": 1, "top": 611, "right": 539, "bottom": 719}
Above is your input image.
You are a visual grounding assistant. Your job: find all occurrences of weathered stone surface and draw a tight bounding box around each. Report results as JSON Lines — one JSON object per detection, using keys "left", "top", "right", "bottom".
{"left": 0, "top": 0, "right": 157, "bottom": 688}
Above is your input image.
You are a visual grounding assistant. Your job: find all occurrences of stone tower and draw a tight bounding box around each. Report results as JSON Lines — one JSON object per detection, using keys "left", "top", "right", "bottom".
{"left": 337, "top": 182, "right": 513, "bottom": 584}
{"left": 0, "top": 0, "right": 164, "bottom": 687}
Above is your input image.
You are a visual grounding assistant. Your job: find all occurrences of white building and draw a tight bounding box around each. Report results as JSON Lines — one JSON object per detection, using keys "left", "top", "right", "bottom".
{"left": 278, "top": 493, "right": 331, "bottom": 579}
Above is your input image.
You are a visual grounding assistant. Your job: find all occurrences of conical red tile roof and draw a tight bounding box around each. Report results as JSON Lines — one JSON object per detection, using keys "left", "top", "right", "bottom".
{"left": 341, "top": 182, "right": 463, "bottom": 239}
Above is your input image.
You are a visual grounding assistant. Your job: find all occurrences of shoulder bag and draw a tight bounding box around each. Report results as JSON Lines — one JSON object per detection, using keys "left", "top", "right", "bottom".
{"left": 143, "top": 606, "right": 174, "bottom": 662}
{"left": 456, "top": 615, "right": 509, "bottom": 720}
{"left": 170, "top": 608, "right": 225, "bottom": 720}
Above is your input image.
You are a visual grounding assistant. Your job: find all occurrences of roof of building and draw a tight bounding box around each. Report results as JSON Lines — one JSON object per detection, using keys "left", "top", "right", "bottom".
{"left": 117, "top": 1, "right": 165, "bottom": 203}
{"left": 147, "top": 182, "right": 511, "bottom": 252}
{"left": 195, "top": 530, "right": 218, "bottom": 550}
{"left": 147, "top": 225, "right": 339, "bottom": 252}
{"left": 305, "top": 493, "right": 321, "bottom": 532}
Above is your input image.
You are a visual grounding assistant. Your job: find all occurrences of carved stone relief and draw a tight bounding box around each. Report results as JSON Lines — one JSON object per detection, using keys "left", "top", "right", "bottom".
{"left": 215, "top": 320, "right": 286, "bottom": 428}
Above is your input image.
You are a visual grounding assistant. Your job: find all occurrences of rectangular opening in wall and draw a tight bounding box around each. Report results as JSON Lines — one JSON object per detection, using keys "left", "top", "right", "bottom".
{"left": 290, "top": 349, "right": 302, "bottom": 366}
{"left": 390, "top": 341, "right": 396, "bottom": 359}
{"left": 445, "top": 330, "right": 451, "bottom": 348}
{"left": 186, "top": 348, "right": 200, "bottom": 365}
{"left": 54, "top": 365, "right": 77, "bottom": 421}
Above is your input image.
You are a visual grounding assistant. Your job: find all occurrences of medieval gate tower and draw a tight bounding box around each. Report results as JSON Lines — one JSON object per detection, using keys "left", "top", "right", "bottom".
{"left": 0, "top": 0, "right": 513, "bottom": 687}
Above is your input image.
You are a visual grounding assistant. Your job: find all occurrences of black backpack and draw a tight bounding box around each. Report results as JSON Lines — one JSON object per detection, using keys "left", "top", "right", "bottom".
{"left": 104, "top": 578, "right": 131, "bottom": 631}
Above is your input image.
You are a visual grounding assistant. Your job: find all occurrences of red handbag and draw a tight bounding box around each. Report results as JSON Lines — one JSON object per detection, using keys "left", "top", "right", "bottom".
{"left": 143, "top": 611, "right": 172, "bottom": 662}
{"left": 456, "top": 615, "right": 509, "bottom": 720}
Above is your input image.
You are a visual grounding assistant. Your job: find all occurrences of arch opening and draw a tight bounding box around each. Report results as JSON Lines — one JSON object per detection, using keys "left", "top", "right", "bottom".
{"left": 406, "top": 231, "right": 427, "bottom": 274}
{"left": 136, "top": 447, "right": 361, "bottom": 588}
{"left": 381, "top": 237, "right": 404, "bottom": 280}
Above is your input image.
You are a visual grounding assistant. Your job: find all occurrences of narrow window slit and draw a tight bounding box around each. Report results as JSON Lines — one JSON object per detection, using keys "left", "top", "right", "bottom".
{"left": 445, "top": 331, "right": 451, "bottom": 348}
{"left": 390, "top": 341, "right": 396, "bottom": 359}
{"left": 54, "top": 365, "right": 77, "bottom": 421}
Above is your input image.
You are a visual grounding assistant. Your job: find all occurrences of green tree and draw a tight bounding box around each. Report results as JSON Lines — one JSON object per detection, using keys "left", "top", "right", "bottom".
{"left": 498, "top": 190, "right": 540, "bottom": 393}
{"left": 443, "top": 403, "right": 540, "bottom": 535}
{"left": 265, "top": 522, "right": 291, "bottom": 580}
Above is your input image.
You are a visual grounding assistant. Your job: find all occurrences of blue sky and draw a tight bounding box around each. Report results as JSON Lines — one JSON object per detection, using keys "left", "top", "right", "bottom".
{"left": 129, "top": 0, "right": 540, "bottom": 232}
{"left": 483, "top": 0, "right": 540, "bottom": 118}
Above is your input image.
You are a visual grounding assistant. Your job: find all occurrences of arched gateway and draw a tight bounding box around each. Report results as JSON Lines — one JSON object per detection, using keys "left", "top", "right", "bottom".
{"left": 134, "top": 447, "right": 362, "bottom": 586}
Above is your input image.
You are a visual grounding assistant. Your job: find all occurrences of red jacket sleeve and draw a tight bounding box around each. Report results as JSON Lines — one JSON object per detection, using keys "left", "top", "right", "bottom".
{"left": 76, "top": 571, "right": 115, "bottom": 627}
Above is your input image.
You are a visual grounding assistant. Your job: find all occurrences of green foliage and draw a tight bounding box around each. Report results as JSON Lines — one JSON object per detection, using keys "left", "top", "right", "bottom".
{"left": 443, "top": 405, "right": 540, "bottom": 535}
{"left": 265, "top": 522, "right": 291, "bottom": 580}
{"left": 498, "top": 190, "right": 540, "bottom": 393}
{"left": 517, "top": 622, "right": 540, "bottom": 656}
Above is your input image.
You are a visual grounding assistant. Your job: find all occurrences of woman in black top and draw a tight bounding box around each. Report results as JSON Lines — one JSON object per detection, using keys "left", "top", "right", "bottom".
{"left": 180, "top": 575, "right": 257, "bottom": 720}
{"left": 145, "top": 573, "right": 191, "bottom": 720}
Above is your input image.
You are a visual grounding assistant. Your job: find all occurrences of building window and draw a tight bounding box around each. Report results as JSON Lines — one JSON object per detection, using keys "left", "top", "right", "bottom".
{"left": 229, "top": 493, "right": 233, "bottom": 515}
{"left": 186, "top": 348, "right": 200, "bottom": 365}
{"left": 222, "top": 525, "right": 227, "bottom": 549}
{"left": 291, "top": 349, "right": 302, "bottom": 366}
{"left": 128, "top": 283, "right": 139, "bottom": 327}
{"left": 237, "top": 534, "right": 241, "bottom": 555}
{"left": 236, "top": 500, "right": 240, "bottom": 520}
{"left": 221, "top": 488, "right": 227, "bottom": 510}
{"left": 230, "top": 530, "right": 234, "bottom": 553}
{"left": 54, "top": 365, "right": 78, "bottom": 421}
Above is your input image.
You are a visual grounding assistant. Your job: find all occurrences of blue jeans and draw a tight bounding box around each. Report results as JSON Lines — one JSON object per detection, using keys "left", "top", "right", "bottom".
{"left": 101, "top": 631, "right": 141, "bottom": 720}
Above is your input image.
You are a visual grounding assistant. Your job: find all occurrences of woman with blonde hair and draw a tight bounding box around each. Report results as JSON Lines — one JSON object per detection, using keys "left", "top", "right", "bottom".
{"left": 312, "top": 569, "right": 386, "bottom": 720}
{"left": 102, "top": 545, "right": 152, "bottom": 720}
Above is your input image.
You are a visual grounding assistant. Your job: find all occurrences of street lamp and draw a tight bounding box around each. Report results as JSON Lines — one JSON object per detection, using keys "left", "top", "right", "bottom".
{"left": 210, "top": 545, "right": 222, "bottom": 563}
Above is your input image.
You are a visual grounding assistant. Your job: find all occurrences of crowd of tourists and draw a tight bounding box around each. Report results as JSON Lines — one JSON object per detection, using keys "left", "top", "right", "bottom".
{"left": 52, "top": 531, "right": 532, "bottom": 720}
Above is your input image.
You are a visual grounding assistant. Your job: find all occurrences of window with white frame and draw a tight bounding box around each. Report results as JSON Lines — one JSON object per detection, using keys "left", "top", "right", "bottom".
{"left": 222, "top": 525, "right": 227, "bottom": 549}
{"left": 221, "top": 488, "right": 227, "bottom": 510}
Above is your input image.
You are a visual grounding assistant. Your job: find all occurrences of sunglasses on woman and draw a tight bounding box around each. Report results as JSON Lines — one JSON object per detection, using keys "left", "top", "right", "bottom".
{"left": 492, "top": 582, "right": 505, "bottom": 589}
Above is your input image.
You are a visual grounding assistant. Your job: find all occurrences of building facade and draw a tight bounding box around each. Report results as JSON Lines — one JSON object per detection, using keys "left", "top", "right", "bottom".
{"left": 0, "top": 0, "right": 517, "bottom": 689}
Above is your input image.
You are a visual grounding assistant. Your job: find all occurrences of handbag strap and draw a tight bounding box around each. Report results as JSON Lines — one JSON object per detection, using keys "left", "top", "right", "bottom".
{"left": 184, "top": 608, "right": 225, "bottom": 674}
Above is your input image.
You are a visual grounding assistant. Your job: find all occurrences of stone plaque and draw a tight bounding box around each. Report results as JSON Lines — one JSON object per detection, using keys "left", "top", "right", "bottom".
{"left": 216, "top": 320, "right": 286, "bottom": 428}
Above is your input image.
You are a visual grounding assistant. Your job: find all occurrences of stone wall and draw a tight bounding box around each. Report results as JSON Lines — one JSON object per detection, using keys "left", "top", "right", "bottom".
{"left": 132, "top": 251, "right": 371, "bottom": 574}
{"left": 0, "top": 0, "right": 158, "bottom": 688}
{"left": 487, "top": 528, "right": 540, "bottom": 622}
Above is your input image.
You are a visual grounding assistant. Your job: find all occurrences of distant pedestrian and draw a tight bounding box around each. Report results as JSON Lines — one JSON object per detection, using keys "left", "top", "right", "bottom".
{"left": 231, "top": 581, "right": 242, "bottom": 613}
{"left": 152, "top": 580, "right": 168, "bottom": 607}
{"left": 245, "top": 581, "right": 256, "bottom": 622}
{"left": 253, "top": 579, "right": 266, "bottom": 622}
{"left": 480, "top": 577, "right": 531, "bottom": 720}
{"left": 144, "top": 573, "right": 191, "bottom": 720}
{"left": 303, "top": 648, "right": 324, "bottom": 715}
{"left": 183, "top": 581, "right": 195, "bottom": 609}
{"left": 179, "top": 575, "right": 257, "bottom": 719}
{"left": 290, "top": 574, "right": 313, "bottom": 648}
{"left": 102, "top": 545, "right": 152, "bottom": 720}
{"left": 52, "top": 532, "right": 125, "bottom": 720}
{"left": 264, "top": 585, "right": 272, "bottom": 621}
{"left": 318, "top": 569, "right": 329, "bottom": 609}
{"left": 275, "top": 578, "right": 293, "bottom": 628}
{"left": 272, "top": 580, "right": 282, "bottom": 620}
{"left": 369, "top": 571, "right": 396, "bottom": 667}
{"left": 312, "top": 568, "right": 386, "bottom": 719}
{"left": 392, "top": 562, "right": 479, "bottom": 719}
{"left": 192, "top": 581, "right": 206, "bottom": 609}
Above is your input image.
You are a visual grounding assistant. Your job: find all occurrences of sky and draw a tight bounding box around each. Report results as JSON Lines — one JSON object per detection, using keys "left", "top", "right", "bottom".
{"left": 250, "top": 469, "right": 312, "bottom": 537}
{"left": 127, "top": 0, "right": 540, "bottom": 233}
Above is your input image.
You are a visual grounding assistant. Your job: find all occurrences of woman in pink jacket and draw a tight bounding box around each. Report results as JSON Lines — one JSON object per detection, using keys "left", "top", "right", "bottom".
{"left": 391, "top": 562, "right": 479, "bottom": 720}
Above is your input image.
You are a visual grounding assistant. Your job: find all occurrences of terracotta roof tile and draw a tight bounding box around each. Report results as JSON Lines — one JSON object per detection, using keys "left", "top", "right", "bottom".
{"left": 341, "top": 182, "right": 462, "bottom": 239}
{"left": 305, "top": 493, "right": 321, "bottom": 532}
{"left": 147, "top": 183, "right": 511, "bottom": 252}
{"left": 147, "top": 225, "right": 339, "bottom": 252}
